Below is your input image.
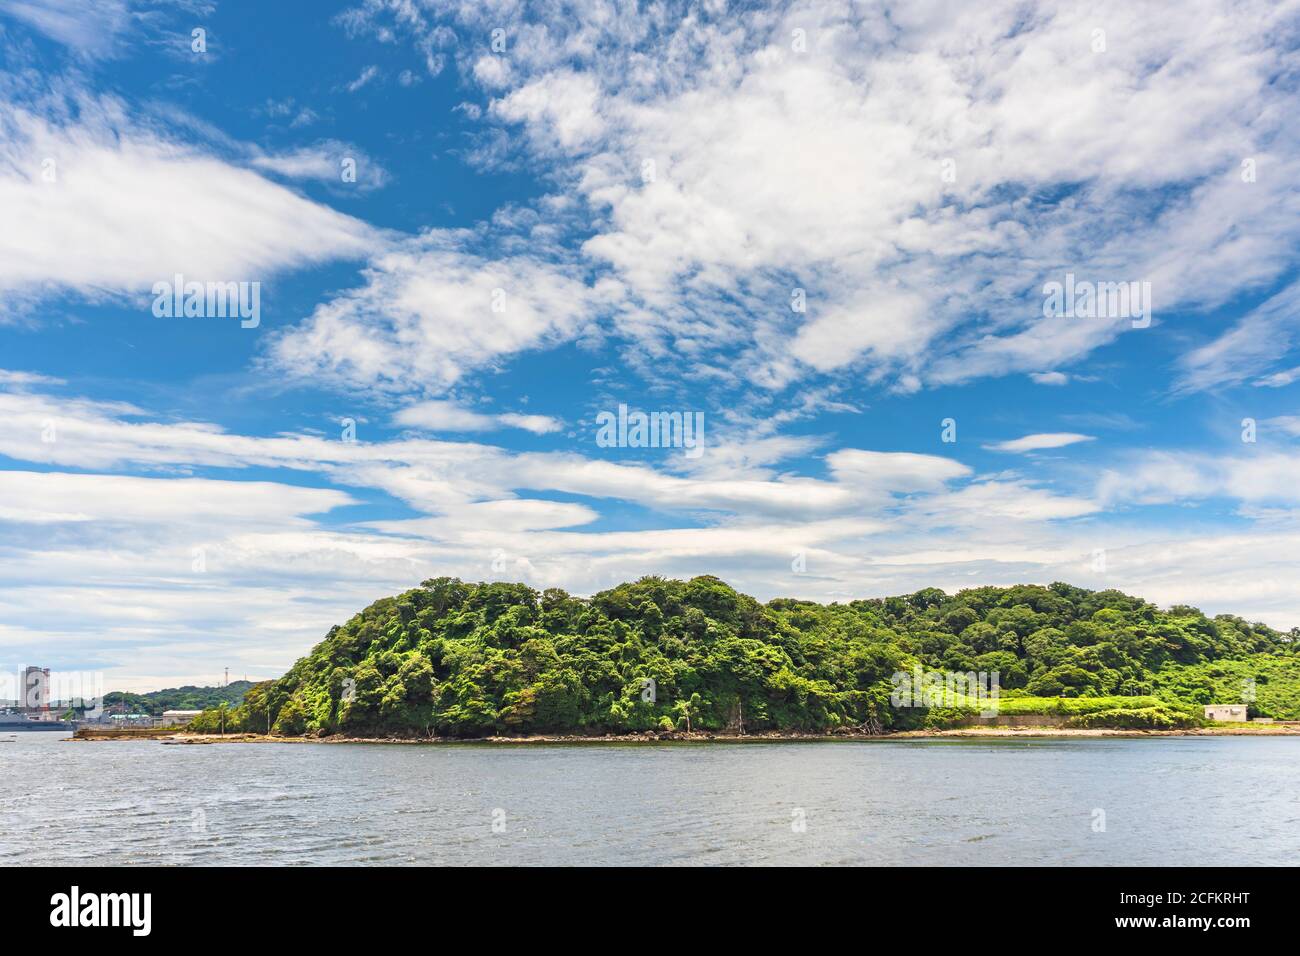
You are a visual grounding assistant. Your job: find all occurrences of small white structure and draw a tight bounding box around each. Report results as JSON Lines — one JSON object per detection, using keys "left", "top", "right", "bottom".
{"left": 1204, "top": 704, "right": 1247, "bottom": 722}
{"left": 160, "top": 709, "right": 203, "bottom": 726}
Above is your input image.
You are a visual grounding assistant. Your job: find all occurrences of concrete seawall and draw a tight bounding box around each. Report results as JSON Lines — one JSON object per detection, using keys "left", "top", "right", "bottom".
{"left": 953, "top": 715, "right": 1070, "bottom": 729}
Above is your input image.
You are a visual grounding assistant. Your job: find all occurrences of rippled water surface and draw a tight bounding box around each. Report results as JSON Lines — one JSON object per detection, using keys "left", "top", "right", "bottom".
{"left": 3, "top": 734, "right": 1297, "bottom": 865}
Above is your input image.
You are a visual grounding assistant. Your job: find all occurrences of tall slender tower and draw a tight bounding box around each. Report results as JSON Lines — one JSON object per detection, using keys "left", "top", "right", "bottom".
{"left": 21, "top": 666, "right": 50, "bottom": 713}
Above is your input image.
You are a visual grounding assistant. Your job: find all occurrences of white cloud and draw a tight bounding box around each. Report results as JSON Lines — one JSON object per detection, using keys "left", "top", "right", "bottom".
{"left": 394, "top": 400, "right": 562, "bottom": 434}
{"left": 492, "top": 71, "right": 605, "bottom": 152}
{"left": 674, "top": 434, "right": 824, "bottom": 480}
{"left": 249, "top": 142, "right": 390, "bottom": 190}
{"left": 0, "top": 93, "right": 378, "bottom": 307}
{"left": 1264, "top": 416, "right": 1300, "bottom": 438}
{"left": 259, "top": 98, "right": 318, "bottom": 128}
{"left": 985, "top": 433, "right": 1095, "bottom": 453}
{"left": 0, "top": 368, "right": 64, "bottom": 387}
{"left": 333, "top": 0, "right": 1300, "bottom": 394}
{"left": 1255, "top": 366, "right": 1300, "bottom": 388}
{"left": 826, "top": 449, "right": 970, "bottom": 493}
{"left": 0, "top": 0, "right": 129, "bottom": 58}
{"left": 368, "top": 499, "right": 600, "bottom": 535}
{"left": 267, "top": 232, "right": 616, "bottom": 393}
{"left": 334, "top": 2, "right": 451, "bottom": 78}
{"left": 0, "top": 470, "right": 353, "bottom": 526}
{"left": 345, "top": 64, "right": 380, "bottom": 92}
{"left": 787, "top": 288, "right": 933, "bottom": 374}
{"left": 1098, "top": 450, "right": 1300, "bottom": 507}
{"left": 912, "top": 481, "right": 1099, "bottom": 523}
{"left": 1029, "top": 371, "right": 1070, "bottom": 386}
{"left": 1176, "top": 282, "right": 1300, "bottom": 392}
{"left": 497, "top": 413, "right": 563, "bottom": 434}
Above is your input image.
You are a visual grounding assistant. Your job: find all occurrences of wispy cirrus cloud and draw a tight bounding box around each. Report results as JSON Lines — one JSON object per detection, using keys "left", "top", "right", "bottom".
{"left": 0, "top": 90, "right": 379, "bottom": 312}
{"left": 985, "top": 433, "right": 1096, "bottom": 453}
{"left": 1176, "top": 281, "right": 1300, "bottom": 393}
{"left": 0, "top": 0, "right": 130, "bottom": 58}
{"left": 394, "top": 400, "right": 563, "bottom": 435}
{"left": 248, "top": 141, "right": 390, "bottom": 190}
{"left": 314, "top": 0, "right": 1300, "bottom": 398}
{"left": 344, "top": 64, "right": 380, "bottom": 93}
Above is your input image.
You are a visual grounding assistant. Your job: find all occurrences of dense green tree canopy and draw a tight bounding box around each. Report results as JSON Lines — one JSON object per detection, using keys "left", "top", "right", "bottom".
{"left": 189, "top": 577, "right": 1299, "bottom": 737}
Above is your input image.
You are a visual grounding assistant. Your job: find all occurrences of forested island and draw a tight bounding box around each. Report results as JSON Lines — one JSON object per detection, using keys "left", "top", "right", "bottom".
{"left": 188, "top": 576, "right": 1300, "bottom": 738}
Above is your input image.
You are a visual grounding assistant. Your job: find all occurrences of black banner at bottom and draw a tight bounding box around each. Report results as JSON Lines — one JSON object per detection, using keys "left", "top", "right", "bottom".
{"left": 0, "top": 866, "right": 1279, "bottom": 944}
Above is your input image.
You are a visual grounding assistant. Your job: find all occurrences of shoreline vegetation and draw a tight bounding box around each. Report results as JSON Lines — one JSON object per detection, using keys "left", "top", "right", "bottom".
{"left": 171, "top": 575, "right": 1298, "bottom": 740}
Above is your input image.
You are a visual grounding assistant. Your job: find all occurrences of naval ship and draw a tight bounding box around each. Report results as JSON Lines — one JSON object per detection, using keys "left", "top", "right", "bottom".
{"left": 0, "top": 711, "right": 74, "bottom": 731}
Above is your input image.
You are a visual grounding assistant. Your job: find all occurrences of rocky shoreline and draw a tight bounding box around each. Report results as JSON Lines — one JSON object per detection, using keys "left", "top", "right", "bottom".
{"left": 72, "top": 724, "right": 1300, "bottom": 745}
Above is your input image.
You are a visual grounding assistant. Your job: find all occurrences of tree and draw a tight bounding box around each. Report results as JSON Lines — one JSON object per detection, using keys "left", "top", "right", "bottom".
{"left": 673, "top": 693, "right": 702, "bottom": 734}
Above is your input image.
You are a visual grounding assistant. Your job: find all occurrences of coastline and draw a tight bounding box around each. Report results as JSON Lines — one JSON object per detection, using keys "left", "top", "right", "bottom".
{"left": 71, "top": 724, "right": 1300, "bottom": 745}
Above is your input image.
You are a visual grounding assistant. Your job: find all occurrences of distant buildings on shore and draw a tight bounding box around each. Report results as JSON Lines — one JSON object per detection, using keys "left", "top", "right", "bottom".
{"left": 1203, "top": 704, "right": 1249, "bottom": 721}
{"left": 0, "top": 666, "right": 61, "bottom": 721}
{"left": 2, "top": 665, "right": 238, "bottom": 727}
{"left": 0, "top": 666, "right": 70, "bottom": 729}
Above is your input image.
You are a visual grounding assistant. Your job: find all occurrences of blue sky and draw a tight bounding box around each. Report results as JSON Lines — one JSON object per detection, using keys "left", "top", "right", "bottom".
{"left": 2, "top": 0, "right": 1299, "bottom": 690}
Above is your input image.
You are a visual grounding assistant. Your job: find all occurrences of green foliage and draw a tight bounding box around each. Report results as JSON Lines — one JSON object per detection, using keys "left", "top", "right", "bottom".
{"left": 1067, "top": 706, "right": 1197, "bottom": 730}
{"left": 995, "top": 695, "right": 1167, "bottom": 716}
{"left": 922, "top": 707, "right": 974, "bottom": 729}
{"left": 1150, "top": 656, "right": 1300, "bottom": 719}
{"left": 102, "top": 681, "right": 252, "bottom": 717}
{"left": 189, "top": 577, "right": 1299, "bottom": 737}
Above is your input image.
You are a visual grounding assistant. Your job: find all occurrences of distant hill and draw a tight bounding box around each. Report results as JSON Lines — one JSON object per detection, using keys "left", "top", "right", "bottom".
{"left": 101, "top": 680, "right": 254, "bottom": 716}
